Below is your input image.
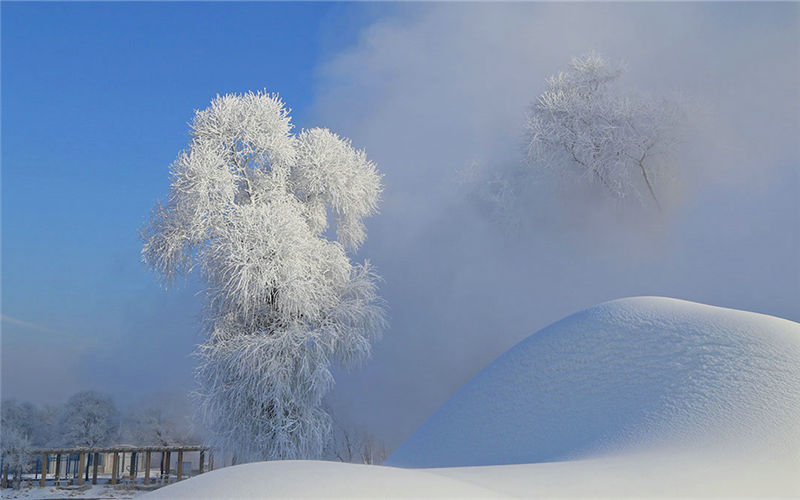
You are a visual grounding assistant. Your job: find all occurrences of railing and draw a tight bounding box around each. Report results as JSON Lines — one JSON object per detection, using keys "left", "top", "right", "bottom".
{"left": 1, "top": 445, "right": 212, "bottom": 489}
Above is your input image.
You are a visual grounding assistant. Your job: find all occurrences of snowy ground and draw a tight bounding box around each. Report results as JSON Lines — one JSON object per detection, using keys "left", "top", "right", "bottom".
{"left": 142, "top": 454, "right": 799, "bottom": 498}
{"left": 0, "top": 483, "right": 146, "bottom": 499}
{"left": 39, "top": 296, "right": 800, "bottom": 498}
{"left": 145, "top": 461, "right": 501, "bottom": 498}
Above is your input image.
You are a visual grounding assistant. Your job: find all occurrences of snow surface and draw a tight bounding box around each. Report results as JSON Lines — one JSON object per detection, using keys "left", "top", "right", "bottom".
{"left": 143, "top": 461, "right": 500, "bottom": 498}
{"left": 141, "top": 453, "right": 799, "bottom": 498}
{"left": 387, "top": 297, "right": 800, "bottom": 468}
{"left": 142, "top": 297, "right": 800, "bottom": 497}
{"left": 0, "top": 484, "right": 141, "bottom": 499}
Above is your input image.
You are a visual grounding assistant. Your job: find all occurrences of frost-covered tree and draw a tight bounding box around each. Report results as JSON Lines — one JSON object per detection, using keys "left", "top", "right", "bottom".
{"left": 1, "top": 400, "right": 36, "bottom": 443}
{"left": 141, "top": 91, "right": 385, "bottom": 462}
{"left": 123, "top": 402, "right": 195, "bottom": 447}
{"left": 59, "top": 391, "right": 119, "bottom": 448}
{"left": 525, "top": 53, "right": 682, "bottom": 209}
{"left": 326, "top": 420, "right": 387, "bottom": 465}
{"left": 32, "top": 404, "right": 62, "bottom": 447}
{"left": 1, "top": 401, "right": 34, "bottom": 486}
{"left": 1, "top": 426, "right": 30, "bottom": 488}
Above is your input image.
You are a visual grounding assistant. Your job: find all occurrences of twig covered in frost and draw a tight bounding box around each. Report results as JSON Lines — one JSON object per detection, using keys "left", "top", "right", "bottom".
{"left": 525, "top": 53, "right": 683, "bottom": 209}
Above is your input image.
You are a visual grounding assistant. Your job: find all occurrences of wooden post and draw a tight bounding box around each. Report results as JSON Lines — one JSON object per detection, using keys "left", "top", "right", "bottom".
{"left": 14, "top": 464, "right": 22, "bottom": 489}
{"left": 77, "top": 452, "right": 86, "bottom": 485}
{"left": 164, "top": 451, "right": 171, "bottom": 483}
{"left": 2, "top": 463, "right": 9, "bottom": 488}
{"left": 54, "top": 454, "right": 61, "bottom": 483}
{"left": 144, "top": 451, "right": 151, "bottom": 485}
{"left": 208, "top": 450, "right": 214, "bottom": 471}
{"left": 176, "top": 450, "right": 183, "bottom": 481}
{"left": 92, "top": 453, "right": 99, "bottom": 485}
{"left": 198, "top": 450, "right": 205, "bottom": 474}
{"left": 40, "top": 454, "right": 48, "bottom": 487}
{"left": 111, "top": 452, "right": 118, "bottom": 485}
{"left": 131, "top": 451, "right": 137, "bottom": 480}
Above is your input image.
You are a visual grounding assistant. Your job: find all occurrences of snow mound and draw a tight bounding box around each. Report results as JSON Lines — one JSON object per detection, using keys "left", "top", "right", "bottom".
{"left": 143, "top": 460, "right": 502, "bottom": 498}
{"left": 386, "top": 297, "right": 800, "bottom": 468}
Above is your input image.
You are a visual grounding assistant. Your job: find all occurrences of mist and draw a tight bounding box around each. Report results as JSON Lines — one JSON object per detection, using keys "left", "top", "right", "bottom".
{"left": 312, "top": 3, "right": 799, "bottom": 449}
{"left": 1, "top": 2, "right": 796, "bottom": 457}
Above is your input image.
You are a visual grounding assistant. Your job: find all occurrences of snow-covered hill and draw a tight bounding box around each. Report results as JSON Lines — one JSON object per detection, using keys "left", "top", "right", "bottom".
{"left": 387, "top": 297, "right": 800, "bottom": 468}
{"left": 145, "top": 452, "right": 799, "bottom": 498}
{"left": 145, "top": 297, "right": 800, "bottom": 497}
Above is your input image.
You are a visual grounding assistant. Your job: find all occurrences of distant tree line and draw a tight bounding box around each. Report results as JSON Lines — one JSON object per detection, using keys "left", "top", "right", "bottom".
{"left": 0, "top": 390, "right": 198, "bottom": 483}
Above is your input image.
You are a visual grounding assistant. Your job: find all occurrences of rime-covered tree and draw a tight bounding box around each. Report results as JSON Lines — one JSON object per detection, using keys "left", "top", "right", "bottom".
{"left": 0, "top": 427, "right": 30, "bottom": 489}
{"left": 1, "top": 400, "right": 36, "bottom": 443}
{"left": 32, "top": 404, "right": 62, "bottom": 447}
{"left": 325, "top": 414, "right": 388, "bottom": 465}
{"left": 123, "top": 402, "right": 195, "bottom": 447}
{"left": 59, "top": 391, "right": 120, "bottom": 448}
{"left": 1, "top": 400, "right": 34, "bottom": 486}
{"left": 525, "top": 53, "right": 682, "bottom": 209}
{"left": 141, "top": 91, "right": 385, "bottom": 462}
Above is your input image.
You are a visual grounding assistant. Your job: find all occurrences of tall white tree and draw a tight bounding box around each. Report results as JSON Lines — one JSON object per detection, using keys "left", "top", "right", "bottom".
{"left": 59, "top": 391, "right": 120, "bottom": 448}
{"left": 142, "top": 91, "right": 385, "bottom": 462}
{"left": 525, "top": 53, "right": 682, "bottom": 209}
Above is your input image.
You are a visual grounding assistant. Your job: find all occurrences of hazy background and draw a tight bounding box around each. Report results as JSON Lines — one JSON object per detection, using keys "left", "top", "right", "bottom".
{"left": 3, "top": 3, "right": 798, "bottom": 452}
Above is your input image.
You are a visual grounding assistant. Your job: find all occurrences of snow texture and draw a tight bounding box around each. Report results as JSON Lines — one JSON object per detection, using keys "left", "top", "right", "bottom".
{"left": 386, "top": 297, "right": 800, "bottom": 468}
{"left": 1, "top": 484, "right": 139, "bottom": 499}
{"left": 141, "top": 451, "right": 799, "bottom": 498}
{"left": 143, "top": 461, "right": 500, "bottom": 498}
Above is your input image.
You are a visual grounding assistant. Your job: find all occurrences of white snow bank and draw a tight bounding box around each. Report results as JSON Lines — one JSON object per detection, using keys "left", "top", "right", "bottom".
{"left": 143, "top": 461, "right": 501, "bottom": 498}
{"left": 386, "top": 297, "right": 800, "bottom": 468}
{"left": 143, "top": 452, "right": 800, "bottom": 498}
{"left": 144, "top": 297, "right": 800, "bottom": 498}
{"left": 428, "top": 451, "right": 799, "bottom": 497}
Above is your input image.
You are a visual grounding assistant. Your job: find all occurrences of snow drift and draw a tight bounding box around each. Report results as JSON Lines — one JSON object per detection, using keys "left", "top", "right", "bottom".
{"left": 386, "top": 297, "right": 800, "bottom": 468}
{"left": 144, "top": 460, "right": 500, "bottom": 498}
{"left": 145, "top": 297, "right": 799, "bottom": 497}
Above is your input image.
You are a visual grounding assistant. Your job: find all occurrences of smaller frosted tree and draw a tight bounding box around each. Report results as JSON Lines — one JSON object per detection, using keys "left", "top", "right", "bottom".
{"left": 0, "top": 400, "right": 36, "bottom": 443}
{"left": 0, "top": 427, "right": 30, "bottom": 488}
{"left": 123, "top": 403, "right": 195, "bottom": 447}
{"left": 32, "top": 404, "right": 62, "bottom": 448}
{"left": 59, "top": 391, "right": 120, "bottom": 448}
{"left": 525, "top": 53, "right": 682, "bottom": 209}
{"left": 1, "top": 401, "right": 34, "bottom": 487}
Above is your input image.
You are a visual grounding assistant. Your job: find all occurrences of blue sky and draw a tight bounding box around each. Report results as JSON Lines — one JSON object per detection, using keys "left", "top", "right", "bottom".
{"left": 2, "top": 2, "right": 798, "bottom": 450}
{"left": 1, "top": 1, "right": 373, "bottom": 401}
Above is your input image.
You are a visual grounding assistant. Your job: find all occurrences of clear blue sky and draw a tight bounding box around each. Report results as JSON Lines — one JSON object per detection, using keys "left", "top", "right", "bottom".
{"left": 1, "top": 1, "right": 373, "bottom": 401}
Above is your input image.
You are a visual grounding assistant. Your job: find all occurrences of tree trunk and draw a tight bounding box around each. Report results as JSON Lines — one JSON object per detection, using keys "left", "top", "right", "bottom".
{"left": 638, "top": 160, "right": 661, "bottom": 211}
